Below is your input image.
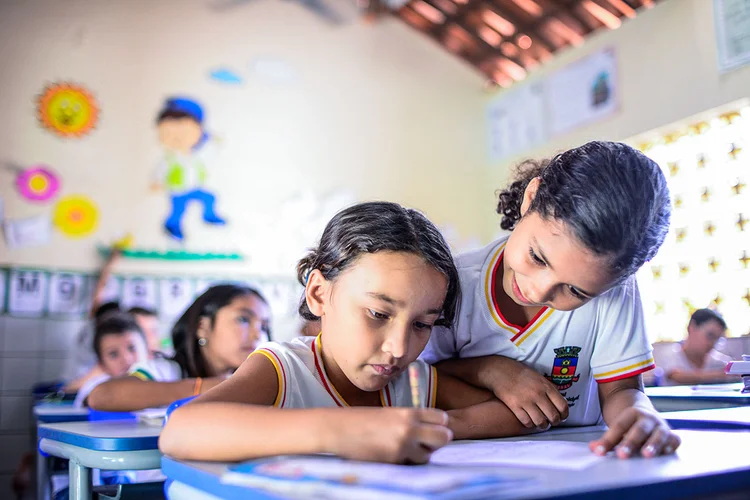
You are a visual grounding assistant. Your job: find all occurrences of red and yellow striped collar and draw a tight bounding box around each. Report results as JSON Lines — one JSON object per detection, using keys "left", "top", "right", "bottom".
{"left": 311, "top": 333, "right": 392, "bottom": 407}
{"left": 483, "top": 242, "right": 553, "bottom": 346}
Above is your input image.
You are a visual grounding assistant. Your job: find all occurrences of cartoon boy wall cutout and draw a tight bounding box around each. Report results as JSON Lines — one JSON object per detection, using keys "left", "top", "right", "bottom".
{"left": 152, "top": 97, "right": 226, "bottom": 241}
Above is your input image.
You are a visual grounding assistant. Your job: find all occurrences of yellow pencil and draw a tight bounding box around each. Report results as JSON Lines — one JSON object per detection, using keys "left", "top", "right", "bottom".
{"left": 408, "top": 362, "right": 422, "bottom": 408}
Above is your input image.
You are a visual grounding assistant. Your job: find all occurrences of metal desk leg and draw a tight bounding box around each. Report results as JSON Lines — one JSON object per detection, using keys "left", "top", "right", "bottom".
{"left": 69, "top": 458, "right": 91, "bottom": 500}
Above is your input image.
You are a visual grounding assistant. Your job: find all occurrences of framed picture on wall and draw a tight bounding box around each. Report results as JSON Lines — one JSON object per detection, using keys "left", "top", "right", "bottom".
{"left": 0, "top": 269, "right": 6, "bottom": 313}
{"left": 715, "top": 0, "right": 750, "bottom": 72}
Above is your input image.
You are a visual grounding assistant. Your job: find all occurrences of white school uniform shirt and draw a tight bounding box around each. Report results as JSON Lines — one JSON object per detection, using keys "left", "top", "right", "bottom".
{"left": 421, "top": 237, "right": 655, "bottom": 426}
{"left": 129, "top": 357, "right": 184, "bottom": 382}
{"left": 252, "top": 334, "right": 438, "bottom": 409}
{"left": 656, "top": 345, "right": 732, "bottom": 386}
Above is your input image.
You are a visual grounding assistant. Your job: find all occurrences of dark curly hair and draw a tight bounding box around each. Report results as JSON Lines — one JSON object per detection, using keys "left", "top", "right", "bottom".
{"left": 496, "top": 141, "right": 671, "bottom": 280}
{"left": 297, "top": 201, "right": 460, "bottom": 328}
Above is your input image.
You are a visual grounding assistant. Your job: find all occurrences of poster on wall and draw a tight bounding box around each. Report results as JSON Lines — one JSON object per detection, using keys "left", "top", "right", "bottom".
{"left": 0, "top": 269, "right": 6, "bottom": 312}
{"left": 488, "top": 82, "right": 546, "bottom": 163}
{"left": 152, "top": 97, "right": 226, "bottom": 242}
{"left": 4, "top": 215, "right": 52, "bottom": 249}
{"left": 48, "top": 272, "right": 88, "bottom": 316}
{"left": 122, "top": 277, "right": 158, "bottom": 309}
{"left": 159, "top": 278, "right": 194, "bottom": 318}
{"left": 545, "top": 48, "right": 618, "bottom": 138}
{"left": 714, "top": 0, "right": 750, "bottom": 72}
{"left": 37, "top": 82, "right": 99, "bottom": 139}
{"left": 8, "top": 270, "right": 48, "bottom": 316}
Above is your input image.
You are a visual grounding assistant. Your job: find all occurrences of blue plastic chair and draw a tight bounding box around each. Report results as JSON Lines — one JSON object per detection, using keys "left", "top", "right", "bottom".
{"left": 164, "top": 396, "right": 197, "bottom": 423}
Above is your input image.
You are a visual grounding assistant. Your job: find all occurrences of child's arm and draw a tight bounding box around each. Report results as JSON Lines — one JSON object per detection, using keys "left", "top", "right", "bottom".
{"left": 63, "top": 363, "right": 106, "bottom": 393}
{"left": 436, "top": 356, "right": 569, "bottom": 428}
{"left": 159, "top": 354, "right": 452, "bottom": 464}
{"left": 589, "top": 375, "right": 681, "bottom": 459}
{"left": 89, "top": 250, "right": 120, "bottom": 318}
{"left": 86, "top": 376, "right": 224, "bottom": 412}
{"left": 436, "top": 371, "right": 537, "bottom": 440}
{"left": 666, "top": 369, "right": 738, "bottom": 386}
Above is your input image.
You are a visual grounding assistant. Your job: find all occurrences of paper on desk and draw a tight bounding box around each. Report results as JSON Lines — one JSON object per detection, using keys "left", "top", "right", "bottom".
{"left": 431, "top": 440, "right": 603, "bottom": 470}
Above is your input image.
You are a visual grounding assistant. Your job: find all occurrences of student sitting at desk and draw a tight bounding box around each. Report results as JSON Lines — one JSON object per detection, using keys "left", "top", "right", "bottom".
{"left": 161, "top": 202, "right": 550, "bottom": 465}
{"left": 656, "top": 308, "right": 737, "bottom": 386}
{"left": 73, "top": 313, "right": 148, "bottom": 407}
{"left": 421, "top": 142, "right": 681, "bottom": 460}
{"left": 87, "top": 284, "right": 271, "bottom": 412}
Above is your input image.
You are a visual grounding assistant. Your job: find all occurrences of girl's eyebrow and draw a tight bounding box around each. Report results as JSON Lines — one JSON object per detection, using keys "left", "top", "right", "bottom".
{"left": 366, "top": 292, "right": 441, "bottom": 315}
{"left": 239, "top": 308, "right": 256, "bottom": 317}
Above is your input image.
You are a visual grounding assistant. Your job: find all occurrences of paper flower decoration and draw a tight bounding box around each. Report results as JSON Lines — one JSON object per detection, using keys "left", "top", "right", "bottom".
{"left": 37, "top": 82, "right": 99, "bottom": 138}
{"left": 15, "top": 166, "right": 60, "bottom": 202}
{"left": 53, "top": 195, "right": 99, "bottom": 238}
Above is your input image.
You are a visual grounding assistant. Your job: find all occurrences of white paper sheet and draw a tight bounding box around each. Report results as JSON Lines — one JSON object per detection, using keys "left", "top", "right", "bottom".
{"left": 430, "top": 440, "right": 604, "bottom": 470}
{"left": 8, "top": 269, "right": 48, "bottom": 316}
{"left": 48, "top": 272, "right": 88, "bottom": 316}
{"left": 3, "top": 215, "right": 52, "bottom": 249}
{"left": 159, "top": 278, "right": 193, "bottom": 318}
{"left": 121, "top": 277, "right": 157, "bottom": 309}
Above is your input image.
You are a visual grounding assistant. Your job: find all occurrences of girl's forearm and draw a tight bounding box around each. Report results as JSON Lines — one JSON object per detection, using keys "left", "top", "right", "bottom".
{"left": 159, "top": 403, "right": 337, "bottom": 461}
{"left": 87, "top": 378, "right": 195, "bottom": 412}
{"left": 448, "top": 400, "right": 535, "bottom": 440}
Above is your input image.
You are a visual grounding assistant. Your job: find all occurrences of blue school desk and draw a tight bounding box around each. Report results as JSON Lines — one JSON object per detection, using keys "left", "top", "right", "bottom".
{"left": 645, "top": 382, "right": 750, "bottom": 411}
{"left": 34, "top": 403, "right": 91, "bottom": 500}
{"left": 663, "top": 406, "right": 750, "bottom": 430}
{"left": 161, "top": 428, "right": 750, "bottom": 500}
{"left": 38, "top": 420, "right": 163, "bottom": 500}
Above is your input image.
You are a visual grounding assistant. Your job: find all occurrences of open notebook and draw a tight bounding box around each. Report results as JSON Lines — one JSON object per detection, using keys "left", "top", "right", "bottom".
{"left": 221, "top": 456, "right": 528, "bottom": 500}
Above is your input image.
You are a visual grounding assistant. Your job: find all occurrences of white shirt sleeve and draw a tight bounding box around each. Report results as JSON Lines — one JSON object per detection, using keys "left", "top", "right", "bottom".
{"left": 128, "top": 357, "right": 183, "bottom": 382}
{"left": 420, "top": 325, "right": 458, "bottom": 364}
{"left": 590, "top": 278, "right": 655, "bottom": 383}
{"left": 73, "top": 374, "right": 110, "bottom": 408}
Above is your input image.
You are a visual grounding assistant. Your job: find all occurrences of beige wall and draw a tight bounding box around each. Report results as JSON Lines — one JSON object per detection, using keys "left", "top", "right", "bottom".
{"left": 486, "top": 0, "right": 750, "bottom": 194}
{"left": 0, "top": 0, "right": 490, "bottom": 276}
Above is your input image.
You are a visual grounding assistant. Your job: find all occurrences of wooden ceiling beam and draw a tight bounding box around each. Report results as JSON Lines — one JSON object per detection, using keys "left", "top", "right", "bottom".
{"left": 484, "top": 1, "right": 556, "bottom": 52}
{"left": 545, "top": 0, "right": 595, "bottom": 32}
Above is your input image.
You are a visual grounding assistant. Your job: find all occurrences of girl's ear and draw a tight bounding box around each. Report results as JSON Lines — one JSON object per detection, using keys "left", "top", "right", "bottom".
{"left": 197, "top": 316, "right": 212, "bottom": 340}
{"left": 520, "top": 177, "right": 541, "bottom": 216}
{"left": 305, "top": 270, "right": 329, "bottom": 318}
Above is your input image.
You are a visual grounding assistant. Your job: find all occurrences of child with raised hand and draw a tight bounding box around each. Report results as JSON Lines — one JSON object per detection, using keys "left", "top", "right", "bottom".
{"left": 87, "top": 284, "right": 270, "bottom": 412}
{"left": 423, "top": 141, "right": 680, "bottom": 459}
{"left": 160, "top": 202, "right": 527, "bottom": 465}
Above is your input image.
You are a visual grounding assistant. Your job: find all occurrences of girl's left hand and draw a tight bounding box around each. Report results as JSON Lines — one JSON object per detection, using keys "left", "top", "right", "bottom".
{"left": 589, "top": 407, "right": 681, "bottom": 459}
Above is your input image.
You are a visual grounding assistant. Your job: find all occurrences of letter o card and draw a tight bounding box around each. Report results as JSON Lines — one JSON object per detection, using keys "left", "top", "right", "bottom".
{"left": 48, "top": 272, "right": 88, "bottom": 316}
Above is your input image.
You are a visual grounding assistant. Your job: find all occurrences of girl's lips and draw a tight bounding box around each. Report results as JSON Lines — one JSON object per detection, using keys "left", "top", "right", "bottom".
{"left": 370, "top": 364, "right": 398, "bottom": 376}
{"left": 512, "top": 275, "right": 533, "bottom": 305}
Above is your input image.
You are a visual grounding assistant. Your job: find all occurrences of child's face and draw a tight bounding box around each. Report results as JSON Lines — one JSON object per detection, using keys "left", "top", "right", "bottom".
{"left": 158, "top": 117, "right": 203, "bottom": 154}
{"left": 203, "top": 294, "right": 271, "bottom": 372}
{"left": 687, "top": 320, "right": 726, "bottom": 355}
{"left": 503, "top": 178, "right": 615, "bottom": 311}
{"left": 99, "top": 331, "right": 142, "bottom": 377}
{"left": 310, "top": 251, "right": 447, "bottom": 392}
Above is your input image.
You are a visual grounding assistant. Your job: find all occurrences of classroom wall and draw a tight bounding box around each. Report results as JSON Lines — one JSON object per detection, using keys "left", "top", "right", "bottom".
{"left": 486, "top": 0, "right": 750, "bottom": 188}
{"left": 0, "top": 0, "right": 490, "bottom": 278}
{"left": 0, "top": 0, "right": 490, "bottom": 488}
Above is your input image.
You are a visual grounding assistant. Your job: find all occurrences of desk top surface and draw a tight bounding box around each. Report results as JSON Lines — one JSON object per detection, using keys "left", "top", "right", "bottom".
{"left": 646, "top": 382, "right": 750, "bottom": 401}
{"left": 162, "top": 428, "right": 750, "bottom": 500}
{"left": 663, "top": 406, "right": 750, "bottom": 430}
{"left": 38, "top": 420, "right": 161, "bottom": 451}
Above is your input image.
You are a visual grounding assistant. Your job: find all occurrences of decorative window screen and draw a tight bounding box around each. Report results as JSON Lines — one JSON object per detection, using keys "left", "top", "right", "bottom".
{"left": 635, "top": 105, "right": 750, "bottom": 341}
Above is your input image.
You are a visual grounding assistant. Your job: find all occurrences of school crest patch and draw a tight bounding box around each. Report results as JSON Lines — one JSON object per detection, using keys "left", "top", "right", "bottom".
{"left": 544, "top": 346, "right": 581, "bottom": 391}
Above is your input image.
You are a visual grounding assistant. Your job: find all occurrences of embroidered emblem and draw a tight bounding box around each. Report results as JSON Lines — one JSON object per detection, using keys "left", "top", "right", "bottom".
{"left": 545, "top": 346, "right": 581, "bottom": 391}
